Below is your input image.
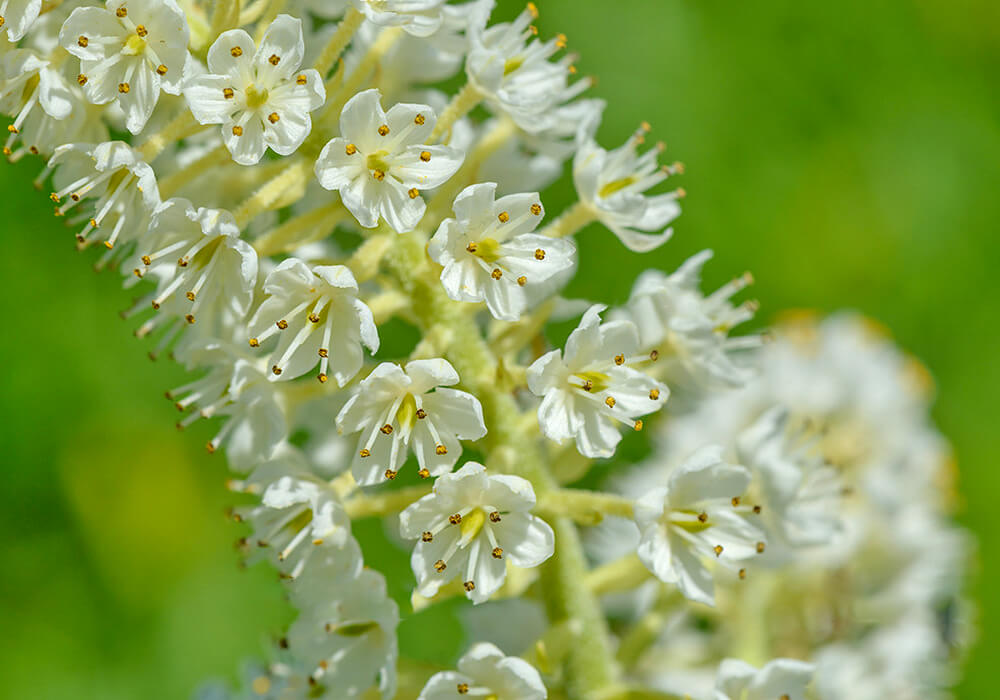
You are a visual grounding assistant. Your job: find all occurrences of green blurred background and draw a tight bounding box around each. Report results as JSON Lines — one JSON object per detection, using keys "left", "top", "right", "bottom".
{"left": 1, "top": 0, "right": 997, "bottom": 696}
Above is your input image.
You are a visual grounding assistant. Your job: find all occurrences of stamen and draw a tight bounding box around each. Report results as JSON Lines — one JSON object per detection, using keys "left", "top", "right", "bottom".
{"left": 377, "top": 124, "right": 389, "bottom": 136}
{"left": 419, "top": 151, "right": 431, "bottom": 162}
{"left": 231, "top": 46, "right": 243, "bottom": 57}
{"left": 534, "top": 248, "right": 545, "bottom": 260}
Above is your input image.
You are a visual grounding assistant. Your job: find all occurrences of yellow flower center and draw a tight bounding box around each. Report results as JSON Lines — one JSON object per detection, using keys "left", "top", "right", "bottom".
{"left": 366, "top": 150, "right": 391, "bottom": 173}
{"left": 469, "top": 237, "right": 503, "bottom": 263}
{"left": 460, "top": 508, "right": 487, "bottom": 543}
{"left": 245, "top": 84, "right": 269, "bottom": 109}
{"left": 598, "top": 175, "right": 638, "bottom": 199}
{"left": 123, "top": 34, "right": 147, "bottom": 56}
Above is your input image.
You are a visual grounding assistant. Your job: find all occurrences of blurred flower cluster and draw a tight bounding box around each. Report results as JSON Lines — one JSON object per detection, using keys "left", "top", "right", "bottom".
{"left": 1, "top": 0, "right": 971, "bottom": 698}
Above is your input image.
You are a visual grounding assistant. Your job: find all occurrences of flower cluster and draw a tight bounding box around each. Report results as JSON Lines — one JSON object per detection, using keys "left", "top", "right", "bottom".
{"left": 3, "top": 1, "right": 970, "bottom": 699}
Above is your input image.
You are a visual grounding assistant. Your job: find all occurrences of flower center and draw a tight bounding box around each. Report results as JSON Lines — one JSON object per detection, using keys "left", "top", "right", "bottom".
{"left": 459, "top": 508, "right": 487, "bottom": 543}
{"left": 245, "top": 84, "right": 269, "bottom": 109}
{"left": 503, "top": 56, "right": 525, "bottom": 76}
{"left": 469, "top": 237, "right": 502, "bottom": 263}
{"left": 328, "top": 620, "right": 379, "bottom": 637}
{"left": 123, "top": 34, "right": 147, "bottom": 56}
{"left": 366, "top": 150, "right": 391, "bottom": 174}
{"left": 669, "top": 509, "right": 713, "bottom": 534}
{"left": 396, "top": 393, "right": 418, "bottom": 430}
{"left": 574, "top": 371, "right": 611, "bottom": 394}
{"left": 598, "top": 175, "right": 638, "bottom": 199}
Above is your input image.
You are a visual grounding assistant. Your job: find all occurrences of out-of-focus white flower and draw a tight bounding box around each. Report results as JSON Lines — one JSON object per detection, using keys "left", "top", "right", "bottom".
{"left": 527, "top": 304, "right": 668, "bottom": 458}
{"left": 573, "top": 126, "right": 683, "bottom": 252}
{"left": 185, "top": 15, "right": 325, "bottom": 165}
{"left": 232, "top": 451, "right": 353, "bottom": 580}
{"left": 336, "top": 359, "right": 486, "bottom": 485}
{"left": 0, "top": 48, "right": 75, "bottom": 157}
{"left": 399, "top": 462, "right": 554, "bottom": 604}
{"left": 0, "top": 0, "right": 41, "bottom": 41}
{"left": 417, "top": 642, "right": 547, "bottom": 700}
{"left": 140, "top": 198, "right": 257, "bottom": 325}
{"left": 48, "top": 140, "right": 160, "bottom": 249}
{"left": 59, "top": 0, "right": 189, "bottom": 133}
{"left": 428, "top": 182, "right": 575, "bottom": 321}
{"left": 736, "top": 406, "right": 843, "bottom": 556}
{"left": 288, "top": 567, "right": 400, "bottom": 699}
{"left": 248, "top": 259, "right": 378, "bottom": 385}
{"left": 466, "top": 3, "right": 579, "bottom": 132}
{"left": 713, "top": 657, "right": 814, "bottom": 700}
{"left": 634, "top": 446, "right": 765, "bottom": 606}
{"left": 618, "top": 250, "right": 760, "bottom": 389}
{"left": 351, "top": 0, "right": 447, "bottom": 37}
{"left": 315, "top": 88, "right": 463, "bottom": 232}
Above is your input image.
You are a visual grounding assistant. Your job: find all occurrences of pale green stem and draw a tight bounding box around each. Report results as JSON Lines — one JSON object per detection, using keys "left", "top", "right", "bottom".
{"left": 346, "top": 231, "right": 394, "bottom": 283}
{"left": 313, "top": 6, "right": 364, "bottom": 77}
{"left": 585, "top": 553, "right": 651, "bottom": 596}
{"left": 207, "top": 0, "right": 241, "bottom": 45}
{"left": 538, "top": 199, "right": 597, "bottom": 239}
{"left": 429, "top": 82, "right": 483, "bottom": 143}
{"left": 232, "top": 158, "right": 310, "bottom": 228}
{"left": 157, "top": 144, "right": 230, "bottom": 199}
{"left": 238, "top": 0, "right": 270, "bottom": 25}
{"left": 253, "top": 0, "right": 287, "bottom": 42}
{"left": 252, "top": 200, "right": 345, "bottom": 256}
{"left": 615, "top": 589, "right": 680, "bottom": 668}
{"left": 538, "top": 488, "right": 636, "bottom": 525}
{"left": 343, "top": 484, "right": 432, "bottom": 520}
{"left": 366, "top": 289, "right": 410, "bottom": 325}
{"left": 138, "top": 110, "right": 204, "bottom": 163}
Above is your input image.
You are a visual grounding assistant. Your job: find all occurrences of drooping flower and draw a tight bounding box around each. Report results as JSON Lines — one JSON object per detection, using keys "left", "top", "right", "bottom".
{"left": 184, "top": 14, "right": 325, "bottom": 165}
{"left": 336, "top": 359, "right": 486, "bottom": 485}
{"left": 59, "top": 0, "right": 190, "bottom": 134}
{"left": 573, "top": 125, "right": 684, "bottom": 252}
{"left": 428, "top": 182, "right": 576, "bottom": 321}
{"left": 417, "top": 642, "right": 547, "bottom": 700}
{"left": 634, "top": 445, "right": 765, "bottom": 606}
{"left": 247, "top": 258, "right": 379, "bottom": 385}
{"left": 47, "top": 140, "right": 160, "bottom": 250}
{"left": 287, "top": 567, "right": 400, "bottom": 699}
{"left": 0, "top": 48, "right": 76, "bottom": 158}
{"left": 526, "top": 304, "right": 668, "bottom": 458}
{"left": 399, "top": 462, "right": 554, "bottom": 604}
{"left": 139, "top": 198, "right": 258, "bottom": 327}
{"left": 314, "top": 88, "right": 464, "bottom": 232}
{"left": 713, "top": 657, "right": 815, "bottom": 700}
{"left": 0, "top": 0, "right": 41, "bottom": 41}
{"left": 350, "top": 0, "right": 447, "bottom": 37}
{"left": 618, "top": 250, "right": 761, "bottom": 389}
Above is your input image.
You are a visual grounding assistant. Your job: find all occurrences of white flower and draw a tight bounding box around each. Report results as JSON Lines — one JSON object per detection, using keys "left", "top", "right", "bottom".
{"left": 350, "top": 0, "right": 446, "bottom": 37}
{"left": 232, "top": 452, "right": 354, "bottom": 580}
{"left": 714, "top": 658, "right": 814, "bottom": 700}
{"left": 1, "top": 48, "right": 75, "bottom": 158}
{"left": 736, "top": 406, "right": 843, "bottom": 555}
{"left": 139, "top": 198, "right": 258, "bottom": 327}
{"left": 336, "top": 359, "right": 487, "bottom": 485}
{"left": 59, "top": 0, "right": 190, "bottom": 134}
{"left": 184, "top": 15, "right": 325, "bottom": 166}
{"left": 466, "top": 3, "right": 578, "bottom": 132}
{"left": 0, "top": 0, "right": 40, "bottom": 41}
{"left": 417, "top": 642, "right": 547, "bottom": 700}
{"left": 526, "top": 304, "right": 668, "bottom": 459}
{"left": 314, "top": 88, "right": 464, "bottom": 232}
{"left": 248, "top": 258, "right": 378, "bottom": 385}
{"left": 634, "top": 445, "right": 765, "bottom": 606}
{"left": 619, "top": 250, "right": 760, "bottom": 389}
{"left": 399, "top": 462, "right": 554, "bottom": 604}
{"left": 428, "top": 182, "right": 575, "bottom": 321}
{"left": 287, "top": 567, "right": 399, "bottom": 699}
{"left": 573, "top": 126, "right": 684, "bottom": 252}
{"left": 168, "top": 340, "right": 287, "bottom": 467}
{"left": 47, "top": 140, "right": 160, "bottom": 250}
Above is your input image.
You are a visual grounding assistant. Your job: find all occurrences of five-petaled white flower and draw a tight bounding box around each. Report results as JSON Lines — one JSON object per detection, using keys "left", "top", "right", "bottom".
{"left": 336, "top": 359, "right": 487, "bottom": 485}
{"left": 351, "top": 0, "right": 446, "bottom": 37}
{"left": 0, "top": 0, "right": 41, "bottom": 41}
{"left": 233, "top": 452, "right": 352, "bottom": 580}
{"left": 184, "top": 14, "right": 325, "bottom": 166}
{"left": 59, "top": 0, "right": 190, "bottom": 134}
{"left": 417, "top": 642, "right": 547, "bottom": 700}
{"left": 248, "top": 258, "right": 379, "bottom": 385}
{"left": 428, "top": 182, "right": 576, "bottom": 321}
{"left": 139, "top": 198, "right": 258, "bottom": 326}
{"left": 714, "top": 657, "right": 815, "bottom": 700}
{"left": 619, "top": 250, "right": 760, "bottom": 389}
{"left": 48, "top": 140, "right": 160, "bottom": 250}
{"left": 526, "top": 304, "right": 668, "bottom": 459}
{"left": 399, "top": 462, "right": 554, "bottom": 604}
{"left": 634, "top": 445, "right": 766, "bottom": 606}
{"left": 314, "top": 88, "right": 464, "bottom": 233}
{"left": 466, "top": 3, "right": 581, "bottom": 133}
{"left": 573, "top": 125, "right": 684, "bottom": 252}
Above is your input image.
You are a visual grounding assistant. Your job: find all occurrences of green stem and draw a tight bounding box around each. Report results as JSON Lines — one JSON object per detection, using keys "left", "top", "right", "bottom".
{"left": 538, "top": 200, "right": 597, "bottom": 239}
{"left": 313, "top": 7, "right": 364, "bottom": 77}
{"left": 429, "top": 82, "right": 483, "bottom": 143}
{"left": 584, "top": 553, "right": 651, "bottom": 596}
{"left": 232, "top": 159, "right": 310, "bottom": 228}
{"left": 538, "top": 488, "right": 636, "bottom": 524}
{"left": 252, "top": 200, "right": 345, "bottom": 256}
{"left": 138, "top": 110, "right": 204, "bottom": 163}
{"left": 343, "top": 484, "right": 432, "bottom": 520}
{"left": 157, "top": 144, "right": 230, "bottom": 199}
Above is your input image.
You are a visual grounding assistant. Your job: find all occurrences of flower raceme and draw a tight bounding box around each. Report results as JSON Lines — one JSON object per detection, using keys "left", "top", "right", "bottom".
{"left": 1, "top": 2, "right": 970, "bottom": 700}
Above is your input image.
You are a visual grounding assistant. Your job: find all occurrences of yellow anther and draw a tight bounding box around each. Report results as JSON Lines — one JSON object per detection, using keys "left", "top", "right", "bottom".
{"left": 714, "top": 544, "right": 724, "bottom": 557}
{"left": 491, "top": 268, "right": 502, "bottom": 280}
{"left": 380, "top": 423, "right": 393, "bottom": 434}
{"left": 372, "top": 169, "right": 385, "bottom": 181}
{"left": 422, "top": 531, "right": 433, "bottom": 542}
{"left": 78, "top": 74, "right": 88, "bottom": 85}
{"left": 530, "top": 203, "right": 542, "bottom": 215}
{"left": 118, "top": 82, "right": 130, "bottom": 93}
{"left": 359, "top": 448, "right": 370, "bottom": 458}
{"left": 498, "top": 211, "right": 510, "bottom": 223}
{"left": 435, "top": 444, "right": 447, "bottom": 455}
{"left": 318, "top": 348, "right": 329, "bottom": 358}
{"left": 249, "top": 338, "right": 260, "bottom": 347}
{"left": 449, "top": 513, "right": 462, "bottom": 525}
{"left": 230, "top": 46, "right": 243, "bottom": 57}
{"left": 517, "top": 276, "right": 527, "bottom": 286}
{"left": 419, "top": 150, "right": 431, "bottom": 162}
{"left": 756, "top": 541, "right": 766, "bottom": 553}
{"left": 534, "top": 248, "right": 545, "bottom": 260}
{"left": 614, "top": 353, "right": 625, "bottom": 365}
{"left": 489, "top": 511, "right": 501, "bottom": 522}
{"left": 116, "top": 6, "right": 127, "bottom": 18}
{"left": 377, "top": 124, "right": 389, "bottom": 136}
{"left": 414, "top": 114, "right": 425, "bottom": 125}
{"left": 317, "top": 373, "right": 328, "bottom": 383}
{"left": 634, "top": 419, "right": 643, "bottom": 431}
{"left": 434, "top": 559, "right": 447, "bottom": 572}
{"left": 463, "top": 580, "right": 475, "bottom": 591}
{"left": 296, "top": 74, "right": 307, "bottom": 85}
{"left": 232, "top": 125, "right": 243, "bottom": 136}
{"left": 408, "top": 188, "right": 419, "bottom": 199}
{"left": 345, "top": 143, "right": 357, "bottom": 155}
{"left": 384, "top": 469, "right": 397, "bottom": 480}
{"left": 135, "top": 24, "right": 147, "bottom": 37}
{"left": 605, "top": 396, "right": 616, "bottom": 407}
{"left": 268, "top": 54, "right": 280, "bottom": 65}
{"left": 268, "top": 112, "right": 280, "bottom": 123}
{"left": 276, "top": 319, "right": 288, "bottom": 329}
{"left": 649, "top": 388, "right": 660, "bottom": 400}
{"left": 78, "top": 35, "right": 88, "bottom": 47}
{"left": 271, "top": 365, "right": 282, "bottom": 375}
{"left": 492, "top": 547, "right": 503, "bottom": 559}
{"left": 156, "top": 64, "right": 168, "bottom": 75}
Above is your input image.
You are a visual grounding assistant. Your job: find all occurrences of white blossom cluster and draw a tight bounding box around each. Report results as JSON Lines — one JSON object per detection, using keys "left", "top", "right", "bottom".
{"left": 2, "top": 1, "right": 971, "bottom": 699}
